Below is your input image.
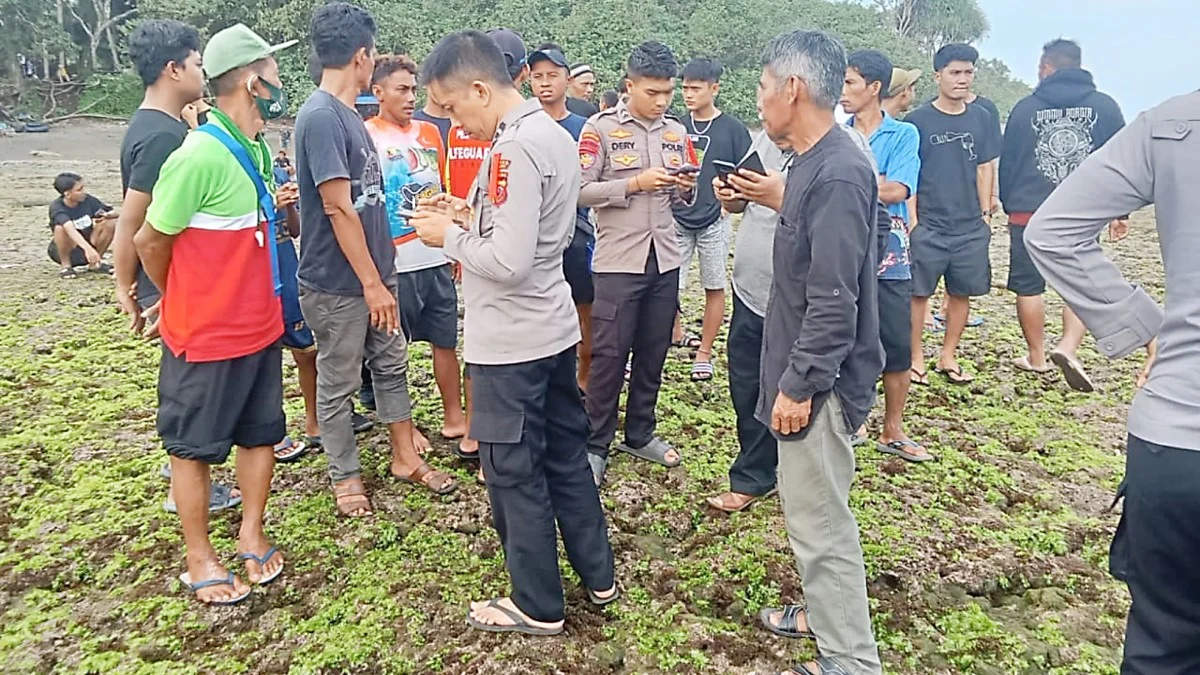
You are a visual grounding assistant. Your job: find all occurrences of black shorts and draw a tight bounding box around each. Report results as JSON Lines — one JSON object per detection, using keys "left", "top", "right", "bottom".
{"left": 47, "top": 226, "right": 94, "bottom": 267}
{"left": 1006, "top": 223, "right": 1046, "bottom": 296}
{"left": 910, "top": 225, "right": 991, "bottom": 298}
{"left": 563, "top": 231, "right": 595, "bottom": 305}
{"left": 878, "top": 278, "right": 913, "bottom": 374}
{"left": 397, "top": 264, "right": 458, "bottom": 349}
{"left": 157, "top": 343, "right": 286, "bottom": 464}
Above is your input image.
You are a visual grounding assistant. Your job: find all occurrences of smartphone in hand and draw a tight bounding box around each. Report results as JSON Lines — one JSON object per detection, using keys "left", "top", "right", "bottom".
{"left": 712, "top": 160, "right": 737, "bottom": 185}
{"left": 667, "top": 165, "right": 700, "bottom": 176}
{"left": 736, "top": 151, "right": 767, "bottom": 176}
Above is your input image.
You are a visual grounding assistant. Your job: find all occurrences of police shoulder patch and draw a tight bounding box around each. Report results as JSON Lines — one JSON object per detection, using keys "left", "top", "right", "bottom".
{"left": 488, "top": 153, "right": 510, "bottom": 206}
{"left": 579, "top": 131, "right": 602, "bottom": 171}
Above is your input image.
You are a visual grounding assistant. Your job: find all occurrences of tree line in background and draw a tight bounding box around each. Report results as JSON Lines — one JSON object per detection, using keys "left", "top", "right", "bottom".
{"left": 0, "top": 0, "right": 1032, "bottom": 124}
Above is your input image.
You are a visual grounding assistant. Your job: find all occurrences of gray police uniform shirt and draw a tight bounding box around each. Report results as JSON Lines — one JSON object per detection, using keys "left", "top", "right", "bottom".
{"left": 1026, "top": 90, "right": 1200, "bottom": 452}
{"left": 732, "top": 127, "right": 879, "bottom": 318}
{"left": 443, "top": 98, "right": 581, "bottom": 366}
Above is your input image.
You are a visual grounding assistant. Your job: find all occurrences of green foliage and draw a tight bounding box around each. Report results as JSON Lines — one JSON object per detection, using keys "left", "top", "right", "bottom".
{"left": 76, "top": 71, "right": 142, "bottom": 116}
{"left": 127, "top": 0, "right": 1028, "bottom": 122}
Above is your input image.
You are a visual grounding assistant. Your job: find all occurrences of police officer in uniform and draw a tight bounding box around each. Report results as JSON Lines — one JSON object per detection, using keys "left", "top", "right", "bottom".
{"left": 580, "top": 41, "right": 698, "bottom": 486}
{"left": 411, "top": 30, "right": 616, "bottom": 637}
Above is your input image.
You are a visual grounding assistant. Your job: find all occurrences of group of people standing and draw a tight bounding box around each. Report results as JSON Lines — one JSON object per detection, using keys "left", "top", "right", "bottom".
{"left": 89, "top": 1, "right": 1196, "bottom": 671}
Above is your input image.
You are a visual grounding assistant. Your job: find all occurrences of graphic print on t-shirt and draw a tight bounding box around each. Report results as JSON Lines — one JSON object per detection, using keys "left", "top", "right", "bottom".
{"left": 1033, "top": 106, "right": 1096, "bottom": 185}
{"left": 353, "top": 147, "right": 384, "bottom": 212}
{"left": 365, "top": 117, "right": 448, "bottom": 272}
{"left": 688, "top": 133, "right": 710, "bottom": 166}
{"left": 930, "top": 131, "right": 977, "bottom": 160}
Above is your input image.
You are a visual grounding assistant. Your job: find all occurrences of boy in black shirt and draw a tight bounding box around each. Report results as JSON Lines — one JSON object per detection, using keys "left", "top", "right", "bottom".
{"left": 906, "top": 43, "right": 999, "bottom": 385}
{"left": 48, "top": 172, "right": 117, "bottom": 277}
{"left": 672, "top": 58, "right": 752, "bottom": 381}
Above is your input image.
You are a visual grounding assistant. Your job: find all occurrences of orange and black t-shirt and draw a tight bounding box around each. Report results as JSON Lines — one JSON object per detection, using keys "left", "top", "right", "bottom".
{"left": 445, "top": 125, "right": 491, "bottom": 199}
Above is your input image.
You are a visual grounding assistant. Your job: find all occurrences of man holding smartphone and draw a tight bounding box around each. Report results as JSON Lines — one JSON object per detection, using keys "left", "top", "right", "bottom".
{"left": 672, "top": 58, "right": 752, "bottom": 382}
{"left": 580, "top": 41, "right": 698, "bottom": 486}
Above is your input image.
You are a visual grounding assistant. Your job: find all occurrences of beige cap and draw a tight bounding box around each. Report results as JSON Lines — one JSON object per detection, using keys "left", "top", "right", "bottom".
{"left": 887, "top": 68, "right": 922, "bottom": 97}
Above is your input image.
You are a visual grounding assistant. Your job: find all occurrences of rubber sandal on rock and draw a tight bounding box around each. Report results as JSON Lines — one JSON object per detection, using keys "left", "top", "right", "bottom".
{"left": 178, "top": 571, "right": 250, "bottom": 606}
{"left": 393, "top": 462, "right": 458, "bottom": 495}
{"left": 877, "top": 439, "right": 936, "bottom": 463}
{"left": 1012, "top": 355, "right": 1053, "bottom": 374}
{"left": 1050, "top": 351, "right": 1095, "bottom": 393}
{"left": 273, "top": 436, "right": 307, "bottom": 463}
{"left": 466, "top": 599, "right": 564, "bottom": 636}
{"left": 237, "top": 546, "right": 284, "bottom": 585}
{"left": 586, "top": 585, "right": 621, "bottom": 606}
{"left": 616, "top": 437, "right": 681, "bottom": 468}
{"left": 690, "top": 360, "right": 715, "bottom": 382}
{"left": 759, "top": 604, "right": 816, "bottom": 639}
{"left": 164, "top": 482, "right": 242, "bottom": 514}
{"left": 934, "top": 365, "right": 973, "bottom": 385}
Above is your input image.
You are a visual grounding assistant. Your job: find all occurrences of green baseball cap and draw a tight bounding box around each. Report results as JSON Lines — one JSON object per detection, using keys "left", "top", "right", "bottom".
{"left": 203, "top": 23, "right": 297, "bottom": 79}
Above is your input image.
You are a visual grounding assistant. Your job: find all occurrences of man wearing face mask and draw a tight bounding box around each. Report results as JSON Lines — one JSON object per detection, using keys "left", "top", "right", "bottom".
{"left": 133, "top": 23, "right": 298, "bottom": 606}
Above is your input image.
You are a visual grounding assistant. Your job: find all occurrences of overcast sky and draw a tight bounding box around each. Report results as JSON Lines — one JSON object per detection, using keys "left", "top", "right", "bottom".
{"left": 976, "top": 0, "right": 1196, "bottom": 114}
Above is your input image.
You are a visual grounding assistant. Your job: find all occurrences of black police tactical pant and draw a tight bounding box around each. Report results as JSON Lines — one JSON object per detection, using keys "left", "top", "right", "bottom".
{"left": 586, "top": 250, "right": 679, "bottom": 458}
{"left": 727, "top": 295, "right": 779, "bottom": 496}
{"left": 1111, "top": 435, "right": 1200, "bottom": 673}
{"left": 469, "top": 348, "right": 615, "bottom": 622}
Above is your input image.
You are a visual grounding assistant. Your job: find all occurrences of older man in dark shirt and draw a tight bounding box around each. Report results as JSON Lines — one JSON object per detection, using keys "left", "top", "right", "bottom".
{"left": 750, "top": 30, "right": 884, "bottom": 675}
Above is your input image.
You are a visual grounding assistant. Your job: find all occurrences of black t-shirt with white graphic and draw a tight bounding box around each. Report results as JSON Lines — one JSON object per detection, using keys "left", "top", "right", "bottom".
{"left": 673, "top": 111, "right": 753, "bottom": 230}
{"left": 905, "top": 103, "right": 999, "bottom": 236}
{"left": 48, "top": 195, "right": 110, "bottom": 232}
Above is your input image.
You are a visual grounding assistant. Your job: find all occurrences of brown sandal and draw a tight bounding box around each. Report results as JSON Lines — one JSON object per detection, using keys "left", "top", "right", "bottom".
{"left": 706, "top": 489, "right": 775, "bottom": 513}
{"left": 333, "top": 477, "right": 373, "bottom": 518}
{"left": 393, "top": 462, "right": 458, "bottom": 495}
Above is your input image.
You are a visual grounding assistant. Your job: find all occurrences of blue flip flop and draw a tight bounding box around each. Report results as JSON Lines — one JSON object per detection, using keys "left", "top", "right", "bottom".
{"left": 273, "top": 436, "right": 307, "bottom": 463}
{"left": 178, "top": 571, "right": 251, "bottom": 605}
{"left": 163, "top": 482, "right": 242, "bottom": 514}
{"left": 237, "top": 546, "right": 284, "bottom": 585}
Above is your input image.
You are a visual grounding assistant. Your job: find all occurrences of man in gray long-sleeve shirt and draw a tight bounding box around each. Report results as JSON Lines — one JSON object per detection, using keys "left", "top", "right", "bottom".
{"left": 1025, "top": 90, "right": 1200, "bottom": 673}
{"left": 412, "top": 30, "right": 615, "bottom": 637}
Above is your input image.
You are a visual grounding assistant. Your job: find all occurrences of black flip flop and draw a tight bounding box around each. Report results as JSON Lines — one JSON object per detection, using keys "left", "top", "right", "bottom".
{"left": 453, "top": 443, "right": 480, "bottom": 461}
{"left": 466, "top": 599, "right": 564, "bottom": 636}
{"left": 910, "top": 368, "right": 929, "bottom": 387}
{"left": 934, "top": 365, "right": 973, "bottom": 385}
{"left": 759, "top": 604, "right": 816, "bottom": 639}
{"left": 586, "top": 585, "right": 620, "bottom": 606}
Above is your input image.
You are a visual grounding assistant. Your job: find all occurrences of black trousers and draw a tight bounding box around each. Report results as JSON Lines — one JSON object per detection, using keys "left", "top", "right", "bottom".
{"left": 469, "top": 348, "right": 615, "bottom": 622}
{"left": 727, "top": 295, "right": 779, "bottom": 496}
{"left": 1111, "top": 435, "right": 1200, "bottom": 673}
{"left": 586, "top": 252, "right": 679, "bottom": 458}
